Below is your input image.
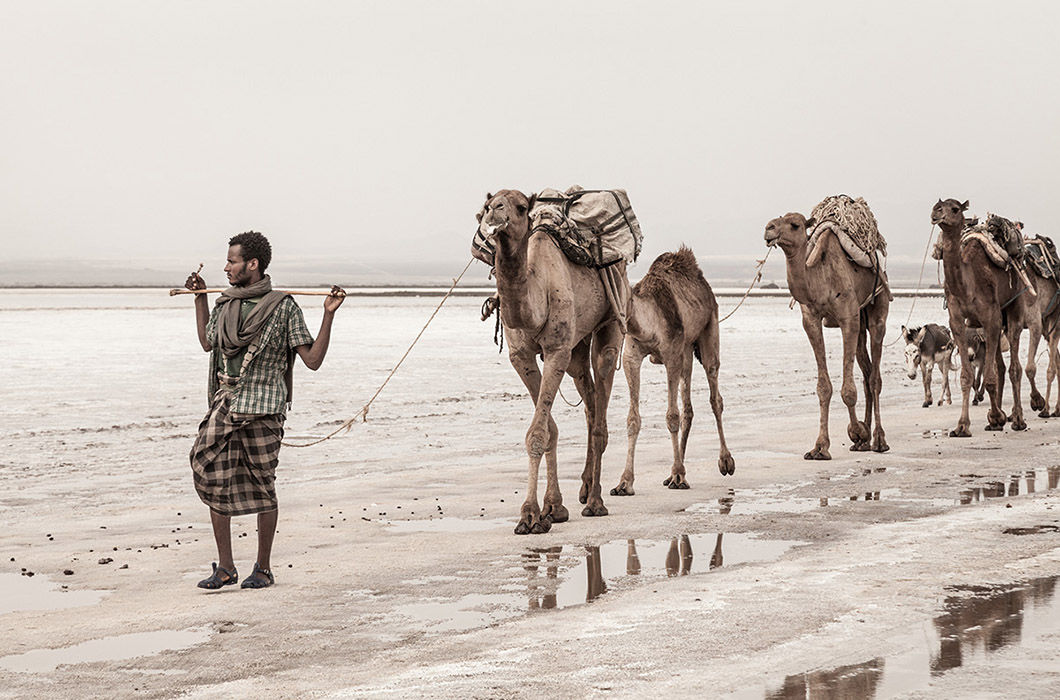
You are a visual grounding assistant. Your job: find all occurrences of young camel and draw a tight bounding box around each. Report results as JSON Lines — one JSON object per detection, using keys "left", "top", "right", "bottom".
{"left": 610, "top": 247, "right": 734, "bottom": 497}
{"left": 930, "top": 199, "right": 1030, "bottom": 434}
{"left": 476, "top": 189, "right": 626, "bottom": 535}
{"left": 764, "top": 212, "right": 890, "bottom": 458}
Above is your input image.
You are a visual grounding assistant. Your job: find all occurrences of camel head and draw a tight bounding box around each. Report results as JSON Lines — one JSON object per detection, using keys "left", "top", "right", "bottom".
{"left": 931, "top": 198, "right": 969, "bottom": 229}
{"left": 764, "top": 212, "right": 815, "bottom": 252}
{"left": 901, "top": 325, "right": 925, "bottom": 379}
{"left": 476, "top": 190, "right": 537, "bottom": 247}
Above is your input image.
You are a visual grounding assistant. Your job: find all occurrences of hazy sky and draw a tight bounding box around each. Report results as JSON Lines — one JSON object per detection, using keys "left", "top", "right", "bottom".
{"left": 3, "top": 1, "right": 1058, "bottom": 283}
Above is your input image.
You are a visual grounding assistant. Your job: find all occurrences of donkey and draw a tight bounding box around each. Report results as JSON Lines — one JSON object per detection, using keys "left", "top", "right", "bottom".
{"left": 902, "top": 324, "right": 955, "bottom": 407}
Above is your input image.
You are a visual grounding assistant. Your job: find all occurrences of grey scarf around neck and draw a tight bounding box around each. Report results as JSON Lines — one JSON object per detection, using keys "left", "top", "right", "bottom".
{"left": 214, "top": 275, "right": 297, "bottom": 407}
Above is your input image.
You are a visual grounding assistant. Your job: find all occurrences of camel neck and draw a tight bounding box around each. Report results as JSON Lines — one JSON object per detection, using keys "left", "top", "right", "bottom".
{"left": 494, "top": 229, "right": 545, "bottom": 331}
{"left": 937, "top": 223, "right": 968, "bottom": 299}
{"left": 780, "top": 241, "right": 814, "bottom": 304}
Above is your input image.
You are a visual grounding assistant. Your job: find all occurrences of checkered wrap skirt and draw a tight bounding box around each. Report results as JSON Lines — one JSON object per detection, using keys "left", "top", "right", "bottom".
{"left": 190, "top": 389, "right": 285, "bottom": 516}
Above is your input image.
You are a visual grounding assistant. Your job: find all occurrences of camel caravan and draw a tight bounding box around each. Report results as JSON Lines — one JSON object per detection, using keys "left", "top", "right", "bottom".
{"left": 472, "top": 189, "right": 1060, "bottom": 534}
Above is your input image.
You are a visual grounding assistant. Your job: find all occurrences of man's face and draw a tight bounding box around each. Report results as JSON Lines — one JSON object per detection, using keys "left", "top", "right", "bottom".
{"left": 224, "top": 245, "right": 258, "bottom": 286}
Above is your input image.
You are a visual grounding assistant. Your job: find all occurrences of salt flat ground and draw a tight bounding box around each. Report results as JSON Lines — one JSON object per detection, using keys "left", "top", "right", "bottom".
{"left": 0, "top": 289, "right": 1058, "bottom": 699}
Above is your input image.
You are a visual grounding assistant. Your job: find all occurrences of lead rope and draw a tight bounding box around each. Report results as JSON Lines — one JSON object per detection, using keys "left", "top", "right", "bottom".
{"left": 884, "top": 223, "right": 937, "bottom": 348}
{"left": 718, "top": 249, "right": 772, "bottom": 323}
{"left": 282, "top": 258, "right": 476, "bottom": 448}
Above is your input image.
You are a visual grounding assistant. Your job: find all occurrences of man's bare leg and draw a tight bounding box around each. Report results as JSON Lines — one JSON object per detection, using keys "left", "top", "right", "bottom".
{"left": 246, "top": 508, "right": 278, "bottom": 586}
{"left": 210, "top": 509, "right": 236, "bottom": 574}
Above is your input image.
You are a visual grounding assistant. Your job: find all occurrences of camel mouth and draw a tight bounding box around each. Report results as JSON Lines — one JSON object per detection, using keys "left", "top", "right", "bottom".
{"left": 764, "top": 233, "right": 780, "bottom": 247}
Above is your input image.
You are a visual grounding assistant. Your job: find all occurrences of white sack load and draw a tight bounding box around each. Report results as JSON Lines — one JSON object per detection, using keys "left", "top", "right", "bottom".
{"left": 472, "top": 186, "right": 643, "bottom": 269}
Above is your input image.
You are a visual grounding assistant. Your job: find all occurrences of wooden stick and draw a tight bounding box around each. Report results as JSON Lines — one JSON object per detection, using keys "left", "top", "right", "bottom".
{"left": 170, "top": 288, "right": 343, "bottom": 297}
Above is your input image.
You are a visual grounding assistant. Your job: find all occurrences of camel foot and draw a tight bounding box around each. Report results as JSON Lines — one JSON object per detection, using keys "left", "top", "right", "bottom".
{"left": 1011, "top": 416, "right": 1028, "bottom": 431}
{"left": 804, "top": 447, "right": 831, "bottom": 460}
{"left": 848, "top": 421, "right": 871, "bottom": 446}
{"left": 718, "top": 453, "right": 735, "bottom": 476}
{"left": 850, "top": 441, "right": 871, "bottom": 452}
{"left": 972, "top": 398, "right": 980, "bottom": 406}
{"left": 663, "top": 474, "right": 691, "bottom": 490}
{"left": 872, "top": 439, "right": 890, "bottom": 454}
{"left": 543, "top": 503, "right": 569, "bottom": 523}
{"left": 610, "top": 483, "right": 635, "bottom": 497}
{"left": 1031, "top": 395, "right": 1046, "bottom": 412}
{"left": 984, "top": 423, "right": 1005, "bottom": 432}
{"left": 515, "top": 504, "right": 551, "bottom": 535}
{"left": 581, "top": 502, "right": 608, "bottom": 517}
{"left": 922, "top": 401, "right": 932, "bottom": 408}
{"left": 949, "top": 426, "right": 972, "bottom": 438}
{"left": 1039, "top": 409, "right": 1053, "bottom": 419}
{"left": 578, "top": 483, "right": 589, "bottom": 505}
{"left": 937, "top": 399, "right": 946, "bottom": 406}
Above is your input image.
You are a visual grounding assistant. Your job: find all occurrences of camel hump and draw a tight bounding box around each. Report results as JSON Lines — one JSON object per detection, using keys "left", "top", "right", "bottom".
{"left": 641, "top": 246, "right": 708, "bottom": 288}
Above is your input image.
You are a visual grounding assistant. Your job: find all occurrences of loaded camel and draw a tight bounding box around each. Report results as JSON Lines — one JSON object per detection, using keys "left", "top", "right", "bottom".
{"left": 901, "top": 323, "right": 955, "bottom": 407}
{"left": 1020, "top": 230, "right": 1060, "bottom": 417}
{"left": 610, "top": 246, "right": 733, "bottom": 497}
{"left": 930, "top": 199, "right": 1032, "bottom": 434}
{"left": 764, "top": 205, "right": 890, "bottom": 458}
{"left": 476, "top": 190, "right": 626, "bottom": 534}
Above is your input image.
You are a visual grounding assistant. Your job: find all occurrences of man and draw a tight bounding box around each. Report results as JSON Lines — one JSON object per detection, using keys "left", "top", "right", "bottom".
{"left": 185, "top": 231, "right": 344, "bottom": 590}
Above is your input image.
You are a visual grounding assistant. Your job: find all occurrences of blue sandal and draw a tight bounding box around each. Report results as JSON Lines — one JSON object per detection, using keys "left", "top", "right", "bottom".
{"left": 240, "top": 562, "right": 274, "bottom": 589}
{"left": 197, "top": 562, "right": 238, "bottom": 589}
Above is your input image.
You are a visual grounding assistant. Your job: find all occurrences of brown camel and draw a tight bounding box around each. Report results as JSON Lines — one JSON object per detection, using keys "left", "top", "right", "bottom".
{"left": 610, "top": 247, "right": 733, "bottom": 497}
{"left": 476, "top": 189, "right": 626, "bottom": 535}
{"left": 930, "top": 199, "right": 1031, "bottom": 434}
{"left": 764, "top": 212, "right": 890, "bottom": 458}
{"left": 1022, "top": 242, "right": 1060, "bottom": 417}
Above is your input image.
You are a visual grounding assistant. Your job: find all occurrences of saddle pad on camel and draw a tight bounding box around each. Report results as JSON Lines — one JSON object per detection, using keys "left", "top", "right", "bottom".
{"left": 961, "top": 215, "right": 1020, "bottom": 269}
{"left": 1025, "top": 235, "right": 1059, "bottom": 279}
{"left": 806, "top": 194, "right": 887, "bottom": 270}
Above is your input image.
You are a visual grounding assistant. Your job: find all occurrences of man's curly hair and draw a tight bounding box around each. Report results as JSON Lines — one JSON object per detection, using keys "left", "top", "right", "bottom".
{"left": 229, "top": 231, "right": 272, "bottom": 271}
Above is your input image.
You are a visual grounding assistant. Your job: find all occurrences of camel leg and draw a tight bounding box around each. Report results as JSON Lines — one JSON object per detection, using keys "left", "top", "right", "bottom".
{"left": 866, "top": 308, "right": 888, "bottom": 452}
{"left": 921, "top": 357, "right": 935, "bottom": 408}
{"left": 939, "top": 350, "right": 953, "bottom": 405}
{"left": 1008, "top": 324, "right": 1027, "bottom": 431}
{"left": 801, "top": 308, "right": 832, "bottom": 460}
{"left": 508, "top": 348, "right": 560, "bottom": 534}
{"left": 612, "top": 339, "right": 644, "bottom": 497}
{"left": 949, "top": 312, "right": 974, "bottom": 437}
{"left": 1026, "top": 310, "right": 1045, "bottom": 413}
{"left": 840, "top": 318, "right": 870, "bottom": 451}
{"left": 973, "top": 357, "right": 985, "bottom": 405}
{"left": 1047, "top": 330, "right": 1060, "bottom": 417}
{"left": 566, "top": 342, "right": 599, "bottom": 507}
{"left": 982, "top": 321, "right": 1007, "bottom": 431}
{"left": 699, "top": 318, "right": 734, "bottom": 475}
{"left": 584, "top": 322, "right": 622, "bottom": 517}
{"left": 663, "top": 353, "right": 693, "bottom": 490}
{"left": 856, "top": 327, "right": 873, "bottom": 429}
{"left": 513, "top": 347, "right": 571, "bottom": 534}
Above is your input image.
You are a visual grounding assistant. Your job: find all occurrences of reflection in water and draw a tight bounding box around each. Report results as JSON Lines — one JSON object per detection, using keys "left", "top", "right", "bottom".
{"left": 586, "top": 546, "right": 607, "bottom": 603}
{"left": 540, "top": 533, "right": 798, "bottom": 611}
{"left": 961, "top": 467, "right": 1060, "bottom": 504}
{"left": 931, "top": 576, "right": 1057, "bottom": 676}
{"left": 766, "top": 658, "right": 884, "bottom": 700}
{"left": 523, "top": 546, "right": 561, "bottom": 610}
{"left": 763, "top": 576, "right": 1060, "bottom": 698}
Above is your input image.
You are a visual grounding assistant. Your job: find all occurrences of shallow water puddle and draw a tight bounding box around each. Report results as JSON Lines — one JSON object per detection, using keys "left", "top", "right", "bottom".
{"left": 961, "top": 467, "right": 1060, "bottom": 504}
{"left": 753, "top": 575, "right": 1060, "bottom": 699}
{"left": 395, "top": 533, "right": 800, "bottom": 632}
{"left": 0, "top": 626, "right": 213, "bottom": 673}
{"left": 0, "top": 573, "right": 108, "bottom": 615}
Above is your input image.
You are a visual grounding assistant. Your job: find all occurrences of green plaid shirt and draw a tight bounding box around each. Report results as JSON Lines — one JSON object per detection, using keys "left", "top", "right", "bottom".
{"left": 205, "top": 296, "right": 314, "bottom": 415}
